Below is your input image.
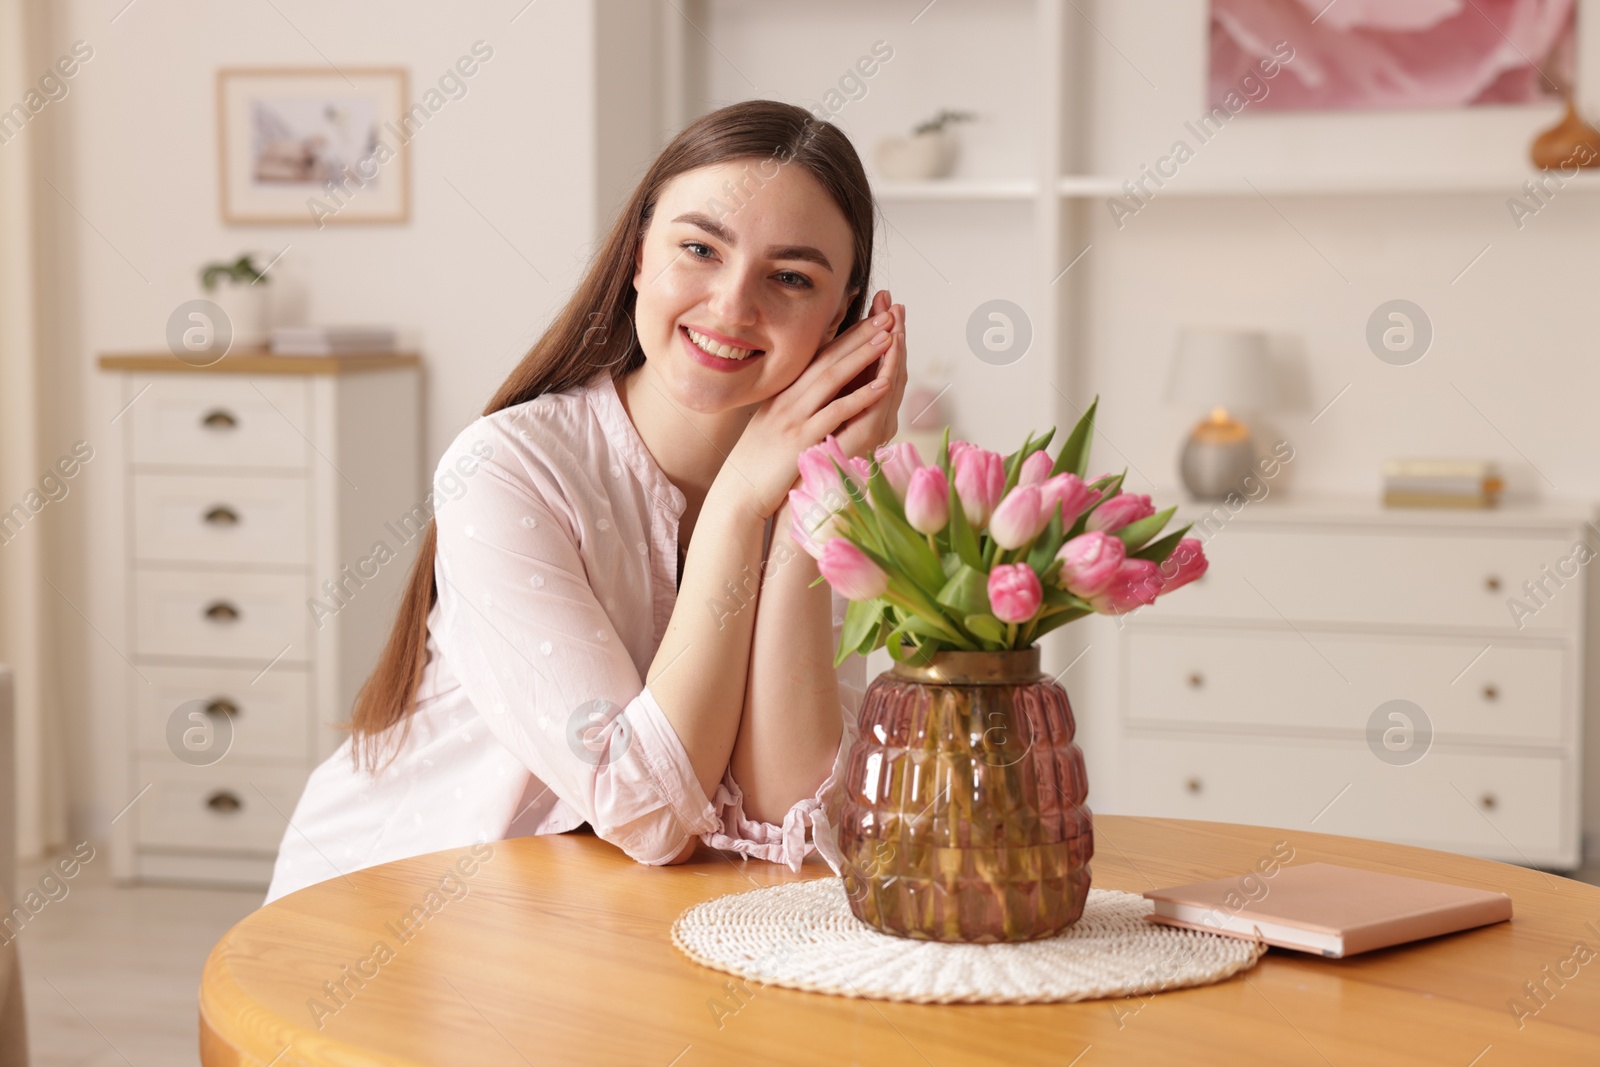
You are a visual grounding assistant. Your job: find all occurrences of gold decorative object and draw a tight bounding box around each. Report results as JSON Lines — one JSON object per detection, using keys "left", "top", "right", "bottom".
{"left": 1530, "top": 97, "right": 1600, "bottom": 170}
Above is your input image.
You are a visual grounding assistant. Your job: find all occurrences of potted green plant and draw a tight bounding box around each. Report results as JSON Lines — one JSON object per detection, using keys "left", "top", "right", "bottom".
{"left": 875, "top": 108, "right": 977, "bottom": 180}
{"left": 198, "top": 253, "right": 270, "bottom": 348}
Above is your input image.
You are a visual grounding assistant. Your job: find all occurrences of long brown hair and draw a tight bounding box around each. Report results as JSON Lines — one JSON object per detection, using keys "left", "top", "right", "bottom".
{"left": 347, "top": 99, "right": 876, "bottom": 772}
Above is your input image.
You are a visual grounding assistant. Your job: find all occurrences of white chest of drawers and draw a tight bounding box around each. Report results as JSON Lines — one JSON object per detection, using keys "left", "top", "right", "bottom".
{"left": 98, "top": 352, "right": 422, "bottom": 887}
{"left": 1110, "top": 494, "right": 1597, "bottom": 870}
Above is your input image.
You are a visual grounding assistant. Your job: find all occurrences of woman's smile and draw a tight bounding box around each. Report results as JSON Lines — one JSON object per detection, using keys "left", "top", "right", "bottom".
{"left": 679, "top": 324, "right": 765, "bottom": 370}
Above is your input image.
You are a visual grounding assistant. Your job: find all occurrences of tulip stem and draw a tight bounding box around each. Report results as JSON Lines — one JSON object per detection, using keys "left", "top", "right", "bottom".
{"left": 925, "top": 532, "right": 938, "bottom": 557}
{"left": 880, "top": 588, "right": 979, "bottom": 651}
{"left": 1006, "top": 621, "right": 1017, "bottom": 647}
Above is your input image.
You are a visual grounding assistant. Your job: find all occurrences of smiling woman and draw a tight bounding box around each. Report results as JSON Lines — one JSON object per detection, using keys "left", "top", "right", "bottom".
{"left": 262, "top": 100, "right": 909, "bottom": 903}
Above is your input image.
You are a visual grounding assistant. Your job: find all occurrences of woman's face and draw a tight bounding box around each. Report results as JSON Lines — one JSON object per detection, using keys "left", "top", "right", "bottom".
{"left": 632, "top": 158, "right": 858, "bottom": 413}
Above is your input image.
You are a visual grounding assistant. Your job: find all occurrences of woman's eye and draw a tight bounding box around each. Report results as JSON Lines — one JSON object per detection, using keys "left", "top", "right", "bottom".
{"left": 679, "top": 241, "right": 809, "bottom": 289}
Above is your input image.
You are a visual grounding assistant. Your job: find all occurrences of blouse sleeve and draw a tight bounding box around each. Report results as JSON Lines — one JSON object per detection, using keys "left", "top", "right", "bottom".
{"left": 699, "top": 584, "right": 867, "bottom": 872}
{"left": 429, "top": 445, "right": 718, "bottom": 865}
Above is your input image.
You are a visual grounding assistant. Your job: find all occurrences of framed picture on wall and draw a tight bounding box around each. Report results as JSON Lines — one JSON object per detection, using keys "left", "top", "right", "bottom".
{"left": 217, "top": 67, "right": 411, "bottom": 225}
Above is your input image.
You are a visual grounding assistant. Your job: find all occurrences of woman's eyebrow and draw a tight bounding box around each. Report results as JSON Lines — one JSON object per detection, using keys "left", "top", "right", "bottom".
{"left": 671, "top": 210, "right": 835, "bottom": 272}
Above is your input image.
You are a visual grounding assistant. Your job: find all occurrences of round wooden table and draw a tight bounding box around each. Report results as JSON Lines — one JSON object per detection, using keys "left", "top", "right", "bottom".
{"left": 200, "top": 816, "right": 1600, "bottom": 1065}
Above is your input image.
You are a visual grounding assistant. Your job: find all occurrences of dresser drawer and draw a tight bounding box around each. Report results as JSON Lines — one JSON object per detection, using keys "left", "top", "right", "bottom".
{"left": 132, "top": 472, "right": 309, "bottom": 566}
{"left": 133, "top": 664, "right": 312, "bottom": 763}
{"left": 1124, "top": 629, "right": 1566, "bottom": 744}
{"left": 128, "top": 377, "right": 309, "bottom": 470}
{"left": 132, "top": 569, "right": 309, "bottom": 662}
{"left": 1165, "top": 528, "right": 1577, "bottom": 633}
{"left": 1119, "top": 734, "right": 1571, "bottom": 864}
{"left": 134, "top": 759, "right": 308, "bottom": 853}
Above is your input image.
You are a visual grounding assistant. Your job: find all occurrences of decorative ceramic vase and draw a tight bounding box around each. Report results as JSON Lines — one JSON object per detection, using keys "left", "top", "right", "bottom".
{"left": 875, "top": 127, "right": 959, "bottom": 180}
{"left": 833, "top": 645, "right": 1093, "bottom": 943}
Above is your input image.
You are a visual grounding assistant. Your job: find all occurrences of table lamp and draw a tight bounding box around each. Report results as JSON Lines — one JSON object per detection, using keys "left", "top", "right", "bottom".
{"left": 1165, "top": 326, "right": 1279, "bottom": 500}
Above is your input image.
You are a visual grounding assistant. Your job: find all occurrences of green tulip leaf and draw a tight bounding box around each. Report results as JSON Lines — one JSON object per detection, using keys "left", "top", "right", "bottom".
{"left": 946, "top": 475, "right": 983, "bottom": 569}
{"left": 1030, "top": 607, "right": 1092, "bottom": 640}
{"left": 1026, "top": 508, "right": 1065, "bottom": 573}
{"left": 867, "top": 475, "right": 946, "bottom": 595}
{"left": 936, "top": 563, "right": 992, "bottom": 617}
{"left": 839, "top": 598, "right": 885, "bottom": 664}
{"left": 1115, "top": 505, "right": 1176, "bottom": 552}
{"left": 963, "top": 613, "right": 1007, "bottom": 643}
{"left": 1131, "top": 522, "right": 1194, "bottom": 565}
{"left": 1052, "top": 396, "right": 1098, "bottom": 479}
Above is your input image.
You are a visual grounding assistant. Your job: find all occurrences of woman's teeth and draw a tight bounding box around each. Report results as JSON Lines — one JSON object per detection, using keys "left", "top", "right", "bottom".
{"left": 686, "top": 328, "right": 758, "bottom": 361}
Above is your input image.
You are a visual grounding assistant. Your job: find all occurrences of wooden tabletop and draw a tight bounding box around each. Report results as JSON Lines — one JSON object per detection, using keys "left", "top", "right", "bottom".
{"left": 199, "top": 816, "right": 1600, "bottom": 1066}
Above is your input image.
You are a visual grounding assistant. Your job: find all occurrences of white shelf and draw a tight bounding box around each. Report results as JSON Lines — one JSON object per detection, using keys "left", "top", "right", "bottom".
{"left": 872, "top": 171, "right": 1600, "bottom": 203}
{"left": 873, "top": 178, "right": 1037, "bottom": 201}
{"left": 1058, "top": 170, "right": 1600, "bottom": 198}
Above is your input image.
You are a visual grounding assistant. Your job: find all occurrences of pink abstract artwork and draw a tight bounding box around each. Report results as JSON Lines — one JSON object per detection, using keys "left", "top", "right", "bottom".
{"left": 1210, "top": 0, "right": 1576, "bottom": 111}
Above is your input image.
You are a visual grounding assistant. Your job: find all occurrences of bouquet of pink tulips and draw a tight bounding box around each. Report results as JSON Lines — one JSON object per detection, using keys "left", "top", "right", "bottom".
{"left": 789, "top": 400, "right": 1209, "bottom": 666}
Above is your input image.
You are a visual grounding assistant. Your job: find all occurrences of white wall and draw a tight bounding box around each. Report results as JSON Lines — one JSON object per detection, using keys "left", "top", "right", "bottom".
{"left": 33, "top": 0, "right": 626, "bottom": 844}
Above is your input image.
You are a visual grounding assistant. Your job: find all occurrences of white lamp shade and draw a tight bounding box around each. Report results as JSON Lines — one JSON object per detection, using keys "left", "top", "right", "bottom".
{"left": 1165, "top": 327, "right": 1280, "bottom": 412}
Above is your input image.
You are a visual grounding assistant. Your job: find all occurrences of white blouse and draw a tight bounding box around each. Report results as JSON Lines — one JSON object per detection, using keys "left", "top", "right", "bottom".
{"left": 263, "top": 370, "right": 866, "bottom": 904}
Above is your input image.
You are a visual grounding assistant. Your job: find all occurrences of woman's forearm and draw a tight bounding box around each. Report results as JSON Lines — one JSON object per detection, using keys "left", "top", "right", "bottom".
{"left": 730, "top": 496, "right": 846, "bottom": 824}
{"left": 647, "top": 478, "right": 770, "bottom": 805}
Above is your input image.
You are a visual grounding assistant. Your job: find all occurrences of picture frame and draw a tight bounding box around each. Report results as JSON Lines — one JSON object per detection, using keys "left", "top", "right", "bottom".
{"left": 217, "top": 66, "right": 411, "bottom": 226}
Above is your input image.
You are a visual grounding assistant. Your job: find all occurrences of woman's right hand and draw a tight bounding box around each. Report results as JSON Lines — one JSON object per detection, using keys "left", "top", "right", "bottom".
{"left": 725, "top": 289, "right": 901, "bottom": 519}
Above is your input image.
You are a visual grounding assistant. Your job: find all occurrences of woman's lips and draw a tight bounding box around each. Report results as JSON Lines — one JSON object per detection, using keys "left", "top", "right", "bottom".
{"left": 679, "top": 325, "right": 764, "bottom": 371}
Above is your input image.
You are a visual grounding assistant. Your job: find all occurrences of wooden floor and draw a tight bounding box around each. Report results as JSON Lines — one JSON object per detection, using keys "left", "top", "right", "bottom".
{"left": 12, "top": 844, "right": 1600, "bottom": 1066}
{"left": 14, "top": 849, "right": 262, "bottom": 1067}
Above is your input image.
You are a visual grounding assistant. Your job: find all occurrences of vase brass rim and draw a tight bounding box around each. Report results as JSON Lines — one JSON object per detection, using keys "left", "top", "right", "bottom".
{"left": 890, "top": 645, "right": 1042, "bottom": 684}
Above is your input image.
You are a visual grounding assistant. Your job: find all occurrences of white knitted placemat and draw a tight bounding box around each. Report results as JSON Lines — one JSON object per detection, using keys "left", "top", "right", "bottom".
{"left": 671, "top": 878, "right": 1267, "bottom": 1004}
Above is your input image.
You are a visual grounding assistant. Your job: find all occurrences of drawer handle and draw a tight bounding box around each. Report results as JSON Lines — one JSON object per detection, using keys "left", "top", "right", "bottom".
{"left": 1482, "top": 684, "right": 1499, "bottom": 702}
{"left": 1184, "top": 776, "right": 1203, "bottom": 795}
{"left": 203, "top": 600, "right": 240, "bottom": 623}
{"left": 203, "top": 505, "right": 240, "bottom": 526}
{"left": 206, "top": 790, "right": 242, "bottom": 814}
{"left": 202, "top": 409, "right": 237, "bottom": 430}
{"left": 1187, "top": 672, "right": 1204, "bottom": 689}
{"left": 204, "top": 698, "right": 239, "bottom": 719}
{"left": 1484, "top": 575, "right": 1501, "bottom": 592}
{"left": 1479, "top": 792, "right": 1498, "bottom": 811}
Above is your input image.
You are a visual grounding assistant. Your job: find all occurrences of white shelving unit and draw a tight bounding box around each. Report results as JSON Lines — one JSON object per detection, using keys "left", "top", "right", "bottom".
{"left": 662, "top": 0, "right": 1600, "bottom": 866}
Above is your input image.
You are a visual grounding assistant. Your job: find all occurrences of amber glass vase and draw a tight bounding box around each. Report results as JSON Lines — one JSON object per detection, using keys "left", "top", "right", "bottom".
{"left": 832, "top": 646, "right": 1093, "bottom": 943}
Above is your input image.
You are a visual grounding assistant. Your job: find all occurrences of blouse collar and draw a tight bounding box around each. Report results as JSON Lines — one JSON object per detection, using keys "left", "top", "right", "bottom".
{"left": 585, "top": 371, "right": 687, "bottom": 520}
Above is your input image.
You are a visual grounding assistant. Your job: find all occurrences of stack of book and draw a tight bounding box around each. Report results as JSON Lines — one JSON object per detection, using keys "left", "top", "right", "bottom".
{"left": 1382, "top": 459, "right": 1503, "bottom": 508}
{"left": 268, "top": 326, "right": 397, "bottom": 356}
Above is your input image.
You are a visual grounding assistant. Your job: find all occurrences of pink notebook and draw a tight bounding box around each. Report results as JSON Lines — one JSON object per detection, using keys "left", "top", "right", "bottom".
{"left": 1143, "top": 862, "right": 1513, "bottom": 958}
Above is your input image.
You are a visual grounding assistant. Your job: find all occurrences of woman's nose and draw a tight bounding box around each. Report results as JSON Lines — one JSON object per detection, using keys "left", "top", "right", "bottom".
{"left": 706, "top": 270, "right": 760, "bottom": 326}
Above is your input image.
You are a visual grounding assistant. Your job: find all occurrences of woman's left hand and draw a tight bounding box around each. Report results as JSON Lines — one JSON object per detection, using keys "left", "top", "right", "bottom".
{"left": 831, "top": 296, "right": 909, "bottom": 461}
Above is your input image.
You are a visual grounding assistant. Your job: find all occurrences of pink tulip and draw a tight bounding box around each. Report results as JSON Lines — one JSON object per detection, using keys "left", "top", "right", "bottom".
{"left": 987, "top": 563, "right": 1042, "bottom": 624}
{"left": 1089, "top": 558, "right": 1163, "bottom": 615}
{"left": 873, "top": 441, "right": 923, "bottom": 498}
{"left": 904, "top": 466, "right": 949, "bottom": 535}
{"left": 1018, "top": 449, "right": 1053, "bottom": 486}
{"left": 1039, "top": 472, "right": 1102, "bottom": 529}
{"left": 1055, "top": 531, "right": 1126, "bottom": 598}
{"left": 948, "top": 440, "right": 973, "bottom": 467}
{"left": 988, "top": 484, "right": 1048, "bottom": 550}
{"left": 953, "top": 447, "right": 1006, "bottom": 529}
{"left": 1086, "top": 492, "right": 1155, "bottom": 534}
{"left": 818, "top": 538, "right": 889, "bottom": 601}
{"left": 797, "top": 434, "right": 852, "bottom": 499}
{"left": 787, "top": 486, "right": 844, "bottom": 560}
{"left": 1156, "top": 537, "right": 1208, "bottom": 593}
{"left": 847, "top": 457, "right": 873, "bottom": 501}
